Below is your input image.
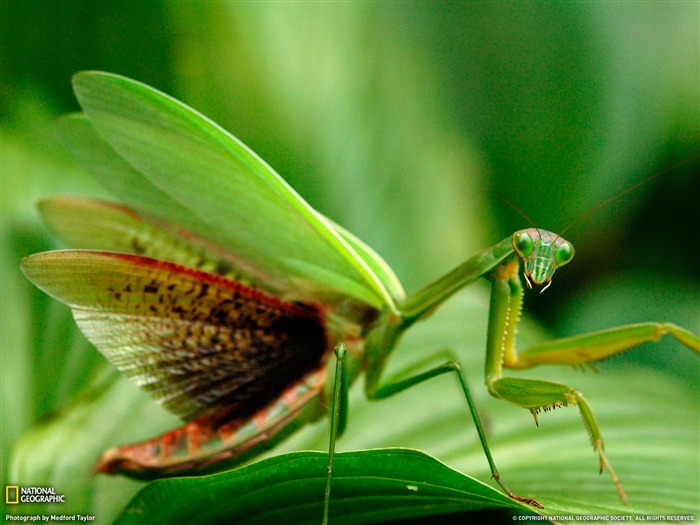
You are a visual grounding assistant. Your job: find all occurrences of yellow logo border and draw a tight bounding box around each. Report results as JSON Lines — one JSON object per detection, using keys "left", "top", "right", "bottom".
{"left": 6, "top": 485, "right": 19, "bottom": 504}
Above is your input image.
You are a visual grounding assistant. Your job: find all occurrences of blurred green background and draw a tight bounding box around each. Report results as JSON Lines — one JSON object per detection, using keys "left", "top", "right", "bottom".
{"left": 2, "top": 1, "right": 698, "bottom": 522}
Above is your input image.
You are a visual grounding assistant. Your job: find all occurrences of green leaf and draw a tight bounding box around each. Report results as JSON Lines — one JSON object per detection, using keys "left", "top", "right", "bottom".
{"left": 69, "top": 71, "right": 399, "bottom": 311}
{"left": 115, "top": 449, "right": 526, "bottom": 525}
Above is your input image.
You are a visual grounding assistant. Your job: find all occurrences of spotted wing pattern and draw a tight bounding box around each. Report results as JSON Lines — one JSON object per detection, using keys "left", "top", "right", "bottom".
{"left": 21, "top": 250, "right": 329, "bottom": 423}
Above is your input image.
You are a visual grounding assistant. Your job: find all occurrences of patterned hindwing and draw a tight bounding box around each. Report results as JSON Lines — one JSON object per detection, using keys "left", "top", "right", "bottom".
{"left": 20, "top": 250, "right": 329, "bottom": 422}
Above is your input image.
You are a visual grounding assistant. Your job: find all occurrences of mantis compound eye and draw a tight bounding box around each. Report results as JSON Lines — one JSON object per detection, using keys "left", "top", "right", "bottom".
{"left": 512, "top": 231, "right": 535, "bottom": 258}
{"left": 555, "top": 241, "right": 575, "bottom": 267}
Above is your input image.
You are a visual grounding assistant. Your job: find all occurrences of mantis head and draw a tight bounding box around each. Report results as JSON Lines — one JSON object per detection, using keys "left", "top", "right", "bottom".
{"left": 512, "top": 228, "right": 575, "bottom": 292}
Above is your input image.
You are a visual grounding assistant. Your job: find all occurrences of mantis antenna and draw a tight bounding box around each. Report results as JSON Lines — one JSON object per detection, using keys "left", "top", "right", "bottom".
{"left": 557, "top": 154, "right": 700, "bottom": 238}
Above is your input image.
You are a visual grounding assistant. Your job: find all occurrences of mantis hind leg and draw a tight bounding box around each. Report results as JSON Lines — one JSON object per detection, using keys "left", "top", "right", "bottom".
{"left": 324, "top": 342, "right": 543, "bottom": 524}
{"left": 367, "top": 353, "right": 543, "bottom": 508}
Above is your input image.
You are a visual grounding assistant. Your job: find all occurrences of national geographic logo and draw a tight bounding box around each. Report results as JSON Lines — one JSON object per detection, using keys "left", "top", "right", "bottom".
{"left": 5, "top": 486, "right": 66, "bottom": 504}
{"left": 6, "top": 486, "right": 19, "bottom": 504}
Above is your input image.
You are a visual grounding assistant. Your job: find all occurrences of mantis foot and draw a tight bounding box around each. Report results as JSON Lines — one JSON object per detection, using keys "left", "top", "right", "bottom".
{"left": 509, "top": 492, "right": 544, "bottom": 509}
{"left": 493, "top": 471, "right": 544, "bottom": 509}
{"left": 596, "top": 442, "right": 628, "bottom": 504}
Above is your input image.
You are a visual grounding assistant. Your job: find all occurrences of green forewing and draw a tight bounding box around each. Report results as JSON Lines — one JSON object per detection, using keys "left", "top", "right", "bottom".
{"left": 69, "top": 71, "right": 401, "bottom": 311}
{"left": 20, "top": 250, "right": 328, "bottom": 422}
{"left": 55, "top": 113, "right": 192, "bottom": 222}
{"left": 53, "top": 118, "right": 319, "bottom": 304}
{"left": 326, "top": 219, "right": 404, "bottom": 304}
{"left": 55, "top": 115, "right": 404, "bottom": 314}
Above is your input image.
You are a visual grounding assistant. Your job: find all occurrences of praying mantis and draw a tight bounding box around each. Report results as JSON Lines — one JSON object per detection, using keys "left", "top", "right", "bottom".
{"left": 19, "top": 72, "right": 700, "bottom": 523}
